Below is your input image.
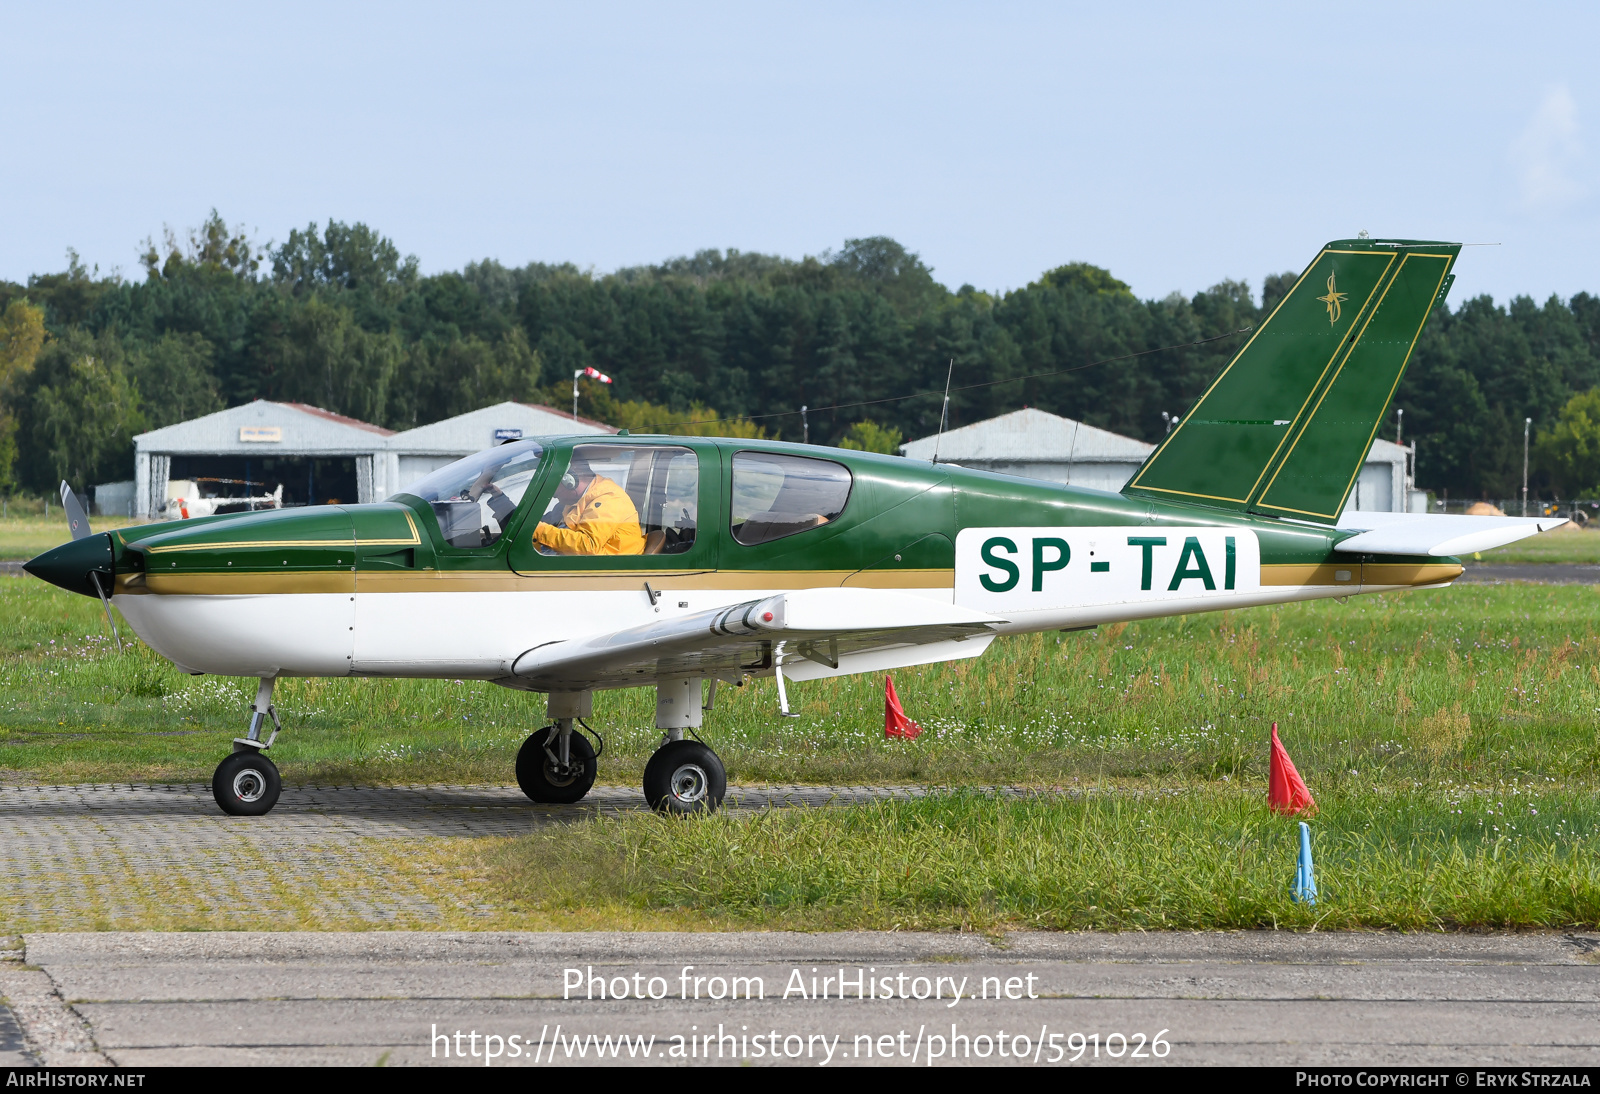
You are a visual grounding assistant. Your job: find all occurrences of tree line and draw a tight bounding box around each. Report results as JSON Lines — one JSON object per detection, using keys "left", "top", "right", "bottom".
{"left": 3, "top": 210, "right": 1599, "bottom": 499}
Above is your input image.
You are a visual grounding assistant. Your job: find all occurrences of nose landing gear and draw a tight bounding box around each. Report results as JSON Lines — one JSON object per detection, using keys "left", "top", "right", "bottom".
{"left": 213, "top": 676, "right": 283, "bottom": 816}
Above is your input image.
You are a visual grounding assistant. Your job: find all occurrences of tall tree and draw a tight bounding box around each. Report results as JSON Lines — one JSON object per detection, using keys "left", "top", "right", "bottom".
{"left": 12, "top": 328, "right": 141, "bottom": 491}
{"left": 0, "top": 299, "right": 48, "bottom": 490}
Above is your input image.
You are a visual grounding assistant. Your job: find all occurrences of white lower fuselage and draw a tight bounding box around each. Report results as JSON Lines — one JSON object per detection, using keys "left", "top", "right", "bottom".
{"left": 113, "top": 578, "right": 1451, "bottom": 685}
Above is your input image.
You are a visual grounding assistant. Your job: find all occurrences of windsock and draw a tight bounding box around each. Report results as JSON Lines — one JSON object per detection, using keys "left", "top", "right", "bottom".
{"left": 884, "top": 675, "right": 922, "bottom": 740}
{"left": 1268, "top": 722, "right": 1315, "bottom": 815}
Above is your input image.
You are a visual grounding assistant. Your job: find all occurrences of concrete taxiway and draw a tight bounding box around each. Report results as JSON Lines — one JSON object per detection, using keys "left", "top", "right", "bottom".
{"left": 0, "top": 783, "right": 1596, "bottom": 1066}
{"left": 2, "top": 930, "right": 1597, "bottom": 1066}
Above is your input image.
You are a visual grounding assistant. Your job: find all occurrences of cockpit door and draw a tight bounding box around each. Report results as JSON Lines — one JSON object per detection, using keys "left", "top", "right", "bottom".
{"left": 507, "top": 442, "right": 720, "bottom": 577}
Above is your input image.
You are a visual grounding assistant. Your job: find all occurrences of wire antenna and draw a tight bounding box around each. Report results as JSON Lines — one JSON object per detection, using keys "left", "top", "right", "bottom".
{"left": 931, "top": 359, "right": 954, "bottom": 465}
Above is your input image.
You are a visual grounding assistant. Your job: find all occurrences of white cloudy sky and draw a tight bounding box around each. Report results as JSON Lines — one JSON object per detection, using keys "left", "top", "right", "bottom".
{"left": 2, "top": 1, "right": 1596, "bottom": 305}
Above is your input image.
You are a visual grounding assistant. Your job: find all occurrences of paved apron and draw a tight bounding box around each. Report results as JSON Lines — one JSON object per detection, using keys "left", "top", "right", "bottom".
{"left": 3, "top": 930, "right": 1597, "bottom": 1067}
{"left": 0, "top": 783, "right": 927, "bottom": 930}
{"left": 0, "top": 785, "right": 1596, "bottom": 1066}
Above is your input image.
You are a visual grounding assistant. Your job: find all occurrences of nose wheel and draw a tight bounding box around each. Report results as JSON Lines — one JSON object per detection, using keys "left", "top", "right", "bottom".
{"left": 213, "top": 750, "right": 282, "bottom": 816}
{"left": 644, "top": 739, "right": 726, "bottom": 814}
{"left": 213, "top": 676, "right": 284, "bottom": 816}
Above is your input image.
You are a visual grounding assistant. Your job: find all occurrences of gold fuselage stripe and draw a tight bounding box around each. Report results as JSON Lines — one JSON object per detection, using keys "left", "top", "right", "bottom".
{"left": 120, "top": 562, "right": 1463, "bottom": 597}
{"left": 1259, "top": 562, "right": 1462, "bottom": 587}
{"left": 124, "top": 568, "right": 956, "bottom": 596}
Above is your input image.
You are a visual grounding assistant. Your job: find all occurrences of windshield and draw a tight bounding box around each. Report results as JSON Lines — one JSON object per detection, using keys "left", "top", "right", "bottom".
{"left": 398, "top": 440, "right": 544, "bottom": 548}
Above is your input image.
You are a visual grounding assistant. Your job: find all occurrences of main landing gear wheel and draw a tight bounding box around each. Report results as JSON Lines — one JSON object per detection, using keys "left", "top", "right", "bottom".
{"left": 643, "top": 740, "right": 726, "bottom": 814}
{"left": 516, "top": 725, "right": 597, "bottom": 804}
{"left": 212, "top": 751, "right": 282, "bottom": 817}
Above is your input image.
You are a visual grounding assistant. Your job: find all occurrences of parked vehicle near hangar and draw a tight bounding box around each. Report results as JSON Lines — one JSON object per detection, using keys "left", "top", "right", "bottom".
{"left": 26, "top": 239, "right": 1564, "bottom": 817}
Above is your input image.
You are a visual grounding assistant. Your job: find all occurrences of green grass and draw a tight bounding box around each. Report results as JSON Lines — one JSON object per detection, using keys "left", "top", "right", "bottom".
{"left": 2, "top": 573, "right": 1598, "bottom": 790}
{"left": 2, "top": 572, "right": 1597, "bottom": 930}
{"left": 0, "top": 514, "right": 140, "bottom": 561}
{"left": 1478, "top": 525, "right": 1600, "bottom": 564}
{"left": 481, "top": 788, "right": 1600, "bottom": 930}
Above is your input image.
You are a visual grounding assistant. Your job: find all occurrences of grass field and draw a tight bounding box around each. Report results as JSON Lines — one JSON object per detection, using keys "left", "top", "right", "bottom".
{"left": 476, "top": 788, "right": 1600, "bottom": 931}
{"left": 0, "top": 514, "right": 137, "bottom": 560}
{"left": 1, "top": 565, "right": 1596, "bottom": 930}
{"left": 1472, "top": 522, "right": 1600, "bottom": 564}
{"left": 2, "top": 575, "right": 1598, "bottom": 789}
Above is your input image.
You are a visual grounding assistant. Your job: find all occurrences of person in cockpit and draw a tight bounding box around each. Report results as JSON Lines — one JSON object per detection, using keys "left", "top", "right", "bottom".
{"left": 466, "top": 470, "right": 518, "bottom": 528}
{"left": 532, "top": 456, "right": 645, "bottom": 556}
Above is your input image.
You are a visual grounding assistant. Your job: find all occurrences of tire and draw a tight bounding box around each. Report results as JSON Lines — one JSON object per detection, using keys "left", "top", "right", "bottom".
{"left": 515, "top": 726, "right": 597, "bottom": 804}
{"left": 643, "top": 740, "right": 726, "bottom": 814}
{"left": 212, "top": 750, "right": 282, "bottom": 816}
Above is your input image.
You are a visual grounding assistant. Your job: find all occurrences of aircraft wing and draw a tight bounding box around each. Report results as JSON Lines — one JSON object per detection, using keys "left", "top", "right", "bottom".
{"left": 1333, "top": 512, "right": 1567, "bottom": 557}
{"left": 508, "top": 588, "right": 1005, "bottom": 692}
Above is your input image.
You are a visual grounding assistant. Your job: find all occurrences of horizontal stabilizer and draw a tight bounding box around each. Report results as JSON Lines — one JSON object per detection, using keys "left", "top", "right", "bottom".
{"left": 1333, "top": 513, "right": 1567, "bottom": 557}
{"left": 509, "top": 588, "right": 1004, "bottom": 692}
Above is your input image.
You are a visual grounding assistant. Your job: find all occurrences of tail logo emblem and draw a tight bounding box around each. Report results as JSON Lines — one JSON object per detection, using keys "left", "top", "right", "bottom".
{"left": 1316, "top": 273, "right": 1348, "bottom": 325}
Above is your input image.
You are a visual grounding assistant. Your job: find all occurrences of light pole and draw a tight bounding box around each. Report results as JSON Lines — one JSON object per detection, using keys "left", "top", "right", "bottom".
{"left": 1522, "top": 416, "right": 1532, "bottom": 516}
{"left": 1396, "top": 407, "right": 1403, "bottom": 445}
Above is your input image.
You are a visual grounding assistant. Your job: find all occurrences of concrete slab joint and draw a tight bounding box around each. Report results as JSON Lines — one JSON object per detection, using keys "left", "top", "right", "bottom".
{"left": 0, "top": 951, "right": 108, "bottom": 1066}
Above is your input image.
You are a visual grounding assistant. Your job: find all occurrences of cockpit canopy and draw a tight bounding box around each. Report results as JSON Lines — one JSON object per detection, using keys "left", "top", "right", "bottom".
{"left": 399, "top": 439, "right": 543, "bottom": 548}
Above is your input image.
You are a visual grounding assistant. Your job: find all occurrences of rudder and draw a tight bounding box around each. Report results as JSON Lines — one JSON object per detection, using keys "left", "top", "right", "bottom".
{"left": 1124, "top": 239, "right": 1458, "bottom": 524}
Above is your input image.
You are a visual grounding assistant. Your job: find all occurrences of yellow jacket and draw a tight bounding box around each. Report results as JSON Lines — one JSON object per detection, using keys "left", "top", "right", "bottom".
{"left": 533, "top": 476, "right": 645, "bottom": 556}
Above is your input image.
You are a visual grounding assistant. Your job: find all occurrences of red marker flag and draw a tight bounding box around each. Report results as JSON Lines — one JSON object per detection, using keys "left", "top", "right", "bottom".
{"left": 1268, "top": 722, "right": 1315, "bottom": 816}
{"left": 884, "top": 675, "right": 922, "bottom": 740}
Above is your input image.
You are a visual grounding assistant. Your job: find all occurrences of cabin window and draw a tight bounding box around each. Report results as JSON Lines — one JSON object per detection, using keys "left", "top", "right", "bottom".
{"left": 730, "top": 452, "right": 852, "bottom": 546}
{"left": 401, "top": 439, "right": 543, "bottom": 548}
{"left": 533, "top": 444, "right": 699, "bottom": 556}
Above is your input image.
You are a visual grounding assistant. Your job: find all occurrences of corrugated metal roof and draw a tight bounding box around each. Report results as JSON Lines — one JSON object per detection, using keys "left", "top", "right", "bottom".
{"left": 135, "top": 399, "right": 619, "bottom": 458}
{"left": 279, "top": 402, "right": 395, "bottom": 436}
{"left": 388, "top": 401, "right": 615, "bottom": 454}
{"left": 1368, "top": 438, "right": 1409, "bottom": 463}
{"left": 901, "top": 408, "right": 1154, "bottom": 463}
{"left": 134, "top": 400, "right": 393, "bottom": 455}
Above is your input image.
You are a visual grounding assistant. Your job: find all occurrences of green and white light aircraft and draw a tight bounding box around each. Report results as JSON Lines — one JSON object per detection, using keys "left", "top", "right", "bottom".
{"left": 26, "top": 239, "right": 1565, "bottom": 816}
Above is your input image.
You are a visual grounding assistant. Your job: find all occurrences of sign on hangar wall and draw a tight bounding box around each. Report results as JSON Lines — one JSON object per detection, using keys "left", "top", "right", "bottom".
{"left": 955, "top": 527, "right": 1261, "bottom": 613}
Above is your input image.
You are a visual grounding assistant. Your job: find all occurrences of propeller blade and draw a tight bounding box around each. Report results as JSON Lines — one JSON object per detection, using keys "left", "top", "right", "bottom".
{"left": 58, "top": 481, "right": 92, "bottom": 541}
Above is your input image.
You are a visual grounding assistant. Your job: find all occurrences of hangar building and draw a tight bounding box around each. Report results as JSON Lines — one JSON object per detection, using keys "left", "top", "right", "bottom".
{"left": 383, "top": 401, "right": 613, "bottom": 500}
{"left": 900, "top": 407, "right": 1424, "bottom": 513}
{"left": 131, "top": 401, "right": 393, "bottom": 518}
{"left": 118, "top": 399, "right": 614, "bottom": 517}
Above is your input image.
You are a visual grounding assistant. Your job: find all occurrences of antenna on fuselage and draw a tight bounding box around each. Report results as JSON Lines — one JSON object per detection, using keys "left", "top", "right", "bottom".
{"left": 931, "top": 358, "right": 954, "bottom": 465}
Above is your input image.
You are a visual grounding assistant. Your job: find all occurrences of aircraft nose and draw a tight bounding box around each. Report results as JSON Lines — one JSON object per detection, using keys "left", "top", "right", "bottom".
{"left": 24, "top": 533, "right": 115, "bottom": 598}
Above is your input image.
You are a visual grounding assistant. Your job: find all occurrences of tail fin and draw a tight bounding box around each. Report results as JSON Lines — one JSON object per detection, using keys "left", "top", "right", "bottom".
{"left": 1123, "top": 239, "right": 1458, "bottom": 523}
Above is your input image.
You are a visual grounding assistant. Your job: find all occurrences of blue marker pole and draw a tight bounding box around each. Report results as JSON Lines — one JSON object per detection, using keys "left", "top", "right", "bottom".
{"left": 1291, "top": 821, "right": 1317, "bottom": 904}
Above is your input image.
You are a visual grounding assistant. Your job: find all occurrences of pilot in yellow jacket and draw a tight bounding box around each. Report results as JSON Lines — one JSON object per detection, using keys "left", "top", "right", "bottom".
{"left": 533, "top": 471, "right": 645, "bottom": 556}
